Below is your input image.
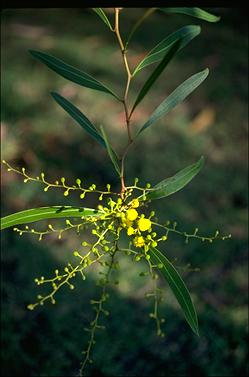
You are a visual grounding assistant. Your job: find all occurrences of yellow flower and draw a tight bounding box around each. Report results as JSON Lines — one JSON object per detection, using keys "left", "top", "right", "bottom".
{"left": 134, "top": 236, "right": 145, "bottom": 248}
{"left": 138, "top": 218, "right": 152, "bottom": 232}
{"left": 126, "top": 209, "right": 138, "bottom": 221}
{"left": 127, "top": 227, "right": 135, "bottom": 236}
{"left": 129, "top": 198, "right": 139, "bottom": 208}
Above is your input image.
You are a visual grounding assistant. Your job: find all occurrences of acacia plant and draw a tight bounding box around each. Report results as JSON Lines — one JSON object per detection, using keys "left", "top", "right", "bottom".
{"left": 1, "top": 7, "right": 231, "bottom": 376}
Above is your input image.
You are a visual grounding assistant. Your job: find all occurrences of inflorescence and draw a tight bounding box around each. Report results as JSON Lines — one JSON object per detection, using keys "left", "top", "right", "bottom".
{"left": 2, "top": 160, "right": 231, "bottom": 375}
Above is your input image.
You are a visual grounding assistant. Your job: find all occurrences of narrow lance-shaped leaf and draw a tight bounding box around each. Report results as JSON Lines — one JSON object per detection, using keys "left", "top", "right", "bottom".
{"left": 131, "top": 39, "right": 181, "bottom": 116}
{"left": 133, "top": 25, "right": 201, "bottom": 76}
{"left": 150, "top": 247, "right": 199, "bottom": 335}
{"left": 143, "top": 156, "right": 204, "bottom": 201}
{"left": 0, "top": 206, "right": 103, "bottom": 230}
{"left": 92, "top": 8, "right": 113, "bottom": 30}
{"left": 100, "top": 126, "right": 121, "bottom": 176}
{"left": 160, "top": 7, "right": 220, "bottom": 23}
{"left": 29, "top": 50, "right": 119, "bottom": 100}
{"left": 51, "top": 92, "right": 106, "bottom": 148}
{"left": 125, "top": 8, "right": 157, "bottom": 49}
{"left": 137, "top": 68, "right": 209, "bottom": 135}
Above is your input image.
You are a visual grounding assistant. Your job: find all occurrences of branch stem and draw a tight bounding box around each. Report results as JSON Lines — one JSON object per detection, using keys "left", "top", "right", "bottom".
{"left": 114, "top": 8, "right": 134, "bottom": 193}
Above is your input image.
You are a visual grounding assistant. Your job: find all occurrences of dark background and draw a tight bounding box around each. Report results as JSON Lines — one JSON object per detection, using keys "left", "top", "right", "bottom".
{"left": 1, "top": 8, "right": 248, "bottom": 376}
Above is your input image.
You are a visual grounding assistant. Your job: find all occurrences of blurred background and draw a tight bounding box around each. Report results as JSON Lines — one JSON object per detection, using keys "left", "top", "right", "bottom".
{"left": 1, "top": 8, "right": 248, "bottom": 376}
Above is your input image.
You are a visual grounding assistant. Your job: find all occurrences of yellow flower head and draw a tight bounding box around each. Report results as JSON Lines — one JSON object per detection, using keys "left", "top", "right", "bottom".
{"left": 129, "top": 198, "right": 139, "bottom": 208}
{"left": 127, "top": 226, "right": 135, "bottom": 236}
{"left": 126, "top": 208, "right": 138, "bottom": 221}
{"left": 138, "top": 218, "right": 152, "bottom": 232}
{"left": 134, "top": 236, "right": 145, "bottom": 248}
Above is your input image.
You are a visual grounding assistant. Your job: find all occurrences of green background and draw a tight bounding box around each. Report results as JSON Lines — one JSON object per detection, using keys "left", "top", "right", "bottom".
{"left": 1, "top": 8, "right": 248, "bottom": 376}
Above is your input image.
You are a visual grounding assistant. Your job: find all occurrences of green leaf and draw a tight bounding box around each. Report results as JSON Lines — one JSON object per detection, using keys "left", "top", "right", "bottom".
{"left": 92, "top": 8, "right": 113, "bottom": 30}
{"left": 29, "top": 50, "right": 119, "bottom": 100}
{"left": 160, "top": 7, "right": 220, "bottom": 22}
{"left": 145, "top": 156, "right": 204, "bottom": 201}
{"left": 125, "top": 8, "right": 157, "bottom": 49}
{"left": 137, "top": 68, "right": 209, "bottom": 135}
{"left": 150, "top": 247, "right": 199, "bottom": 335}
{"left": 133, "top": 25, "right": 201, "bottom": 76}
{"left": 51, "top": 92, "right": 106, "bottom": 148}
{"left": 0, "top": 206, "right": 102, "bottom": 230}
{"left": 131, "top": 39, "right": 181, "bottom": 115}
{"left": 100, "top": 126, "right": 121, "bottom": 176}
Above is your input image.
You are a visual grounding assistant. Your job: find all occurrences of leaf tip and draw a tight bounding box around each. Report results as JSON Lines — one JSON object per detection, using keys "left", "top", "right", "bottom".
{"left": 211, "top": 15, "right": 221, "bottom": 23}
{"left": 99, "top": 125, "right": 105, "bottom": 136}
{"left": 193, "top": 25, "right": 201, "bottom": 34}
{"left": 196, "top": 155, "right": 205, "bottom": 172}
{"left": 50, "top": 91, "right": 60, "bottom": 101}
{"left": 28, "top": 49, "right": 39, "bottom": 58}
{"left": 199, "top": 155, "right": 205, "bottom": 165}
{"left": 204, "top": 67, "right": 209, "bottom": 76}
{"left": 193, "top": 322, "right": 199, "bottom": 336}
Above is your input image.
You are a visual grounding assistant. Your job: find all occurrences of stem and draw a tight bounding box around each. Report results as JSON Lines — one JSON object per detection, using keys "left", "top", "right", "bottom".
{"left": 80, "top": 248, "right": 117, "bottom": 376}
{"left": 113, "top": 8, "right": 134, "bottom": 193}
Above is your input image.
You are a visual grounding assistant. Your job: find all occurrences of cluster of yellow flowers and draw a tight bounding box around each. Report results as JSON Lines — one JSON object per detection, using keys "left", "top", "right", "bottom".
{"left": 120, "top": 199, "right": 166, "bottom": 256}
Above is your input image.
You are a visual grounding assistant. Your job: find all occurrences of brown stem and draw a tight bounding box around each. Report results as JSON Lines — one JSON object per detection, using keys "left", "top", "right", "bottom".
{"left": 114, "top": 8, "right": 134, "bottom": 193}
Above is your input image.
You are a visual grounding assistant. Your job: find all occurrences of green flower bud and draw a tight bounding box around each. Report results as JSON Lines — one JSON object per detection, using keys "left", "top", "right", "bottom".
{"left": 76, "top": 178, "right": 81, "bottom": 186}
